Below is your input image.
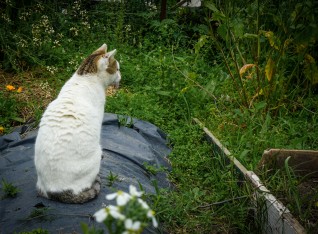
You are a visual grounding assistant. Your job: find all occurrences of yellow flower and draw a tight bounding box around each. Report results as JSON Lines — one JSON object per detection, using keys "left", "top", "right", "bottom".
{"left": 0, "top": 126, "right": 4, "bottom": 134}
{"left": 6, "top": 85, "right": 15, "bottom": 91}
{"left": 17, "top": 87, "right": 23, "bottom": 93}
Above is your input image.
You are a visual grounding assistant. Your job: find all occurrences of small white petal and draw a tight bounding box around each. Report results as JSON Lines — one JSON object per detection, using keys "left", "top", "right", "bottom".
{"left": 93, "top": 208, "right": 107, "bottom": 223}
{"left": 107, "top": 205, "right": 119, "bottom": 211}
{"left": 117, "top": 192, "right": 131, "bottom": 206}
{"left": 129, "top": 185, "right": 143, "bottom": 197}
{"left": 125, "top": 218, "right": 133, "bottom": 229}
{"left": 132, "top": 221, "right": 141, "bottom": 230}
{"left": 106, "top": 192, "right": 117, "bottom": 200}
{"left": 125, "top": 218, "right": 141, "bottom": 231}
{"left": 107, "top": 205, "right": 125, "bottom": 220}
{"left": 110, "top": 209, "right": 126, "bottom": 220}
{"left": 152, "top": 217, "right": 158, "bottom": 228}
{"left": 138, "top": 198, "right": 150, "bottom": 210}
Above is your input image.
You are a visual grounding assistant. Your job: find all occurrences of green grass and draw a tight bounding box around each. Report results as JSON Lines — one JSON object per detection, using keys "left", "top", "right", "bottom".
{"left": 17, "top": 228, "right": 49, "bottom": 234}
{"left": 151, "top": 125, "right": 253, "bottom": 233}
{"left": 1, "top": 0, "right": 318, "bottom": 233}
{"left": 106, "top": 171, "right": 120, "bottom": 187}
{"left": 1, "top": 179, "right": 20, "bottom": 199}
{"left": 258, "top": 156, "right": 318, "bottom": 232}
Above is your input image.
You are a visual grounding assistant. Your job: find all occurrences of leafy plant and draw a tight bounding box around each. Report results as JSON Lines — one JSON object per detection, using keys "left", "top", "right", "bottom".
{"left": 143, "top": 162, "right": 167, "bottom": 176}
{"left": 106, "top": 171, "right": 120, "bottom": 187}
{"left": 23, "top": 207, "right": 53, "bottom": 223}
{"left": 199, "top": 0, "right": 318, "bottom": 111}
{"left": 89, "top": 185, "right": 158, "bottom": 234}
{"left": 0, "top": 85, "right": 25, "bottom": 132}
{"left": 1, "top": 178, "right": 20, "bottom": 199}
{"left": 17, "top": 228, "right": 49, "bottom": 234}
{"left": 117, "top": 115, "right": 134, "bottom": 128}
{"left": 81, "top": 223, "right": 104, "bottom": 234}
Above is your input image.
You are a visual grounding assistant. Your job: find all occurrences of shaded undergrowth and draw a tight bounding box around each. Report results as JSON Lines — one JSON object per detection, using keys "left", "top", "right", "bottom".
{"left": 1, "top": 0, "right": 317, "bottom": 233}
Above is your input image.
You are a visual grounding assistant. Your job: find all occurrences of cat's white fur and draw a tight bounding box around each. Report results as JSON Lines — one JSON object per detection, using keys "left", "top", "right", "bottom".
{"left": 34, "top": 44, "right": 120, "bottom": 200}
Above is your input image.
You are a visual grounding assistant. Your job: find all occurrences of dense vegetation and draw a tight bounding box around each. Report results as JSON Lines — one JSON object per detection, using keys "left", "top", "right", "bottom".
{"left": 1, "top": 0, "right": 317, "bottom": 233}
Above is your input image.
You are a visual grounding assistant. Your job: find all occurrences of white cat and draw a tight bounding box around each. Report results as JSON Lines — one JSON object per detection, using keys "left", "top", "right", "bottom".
{"left": 34, "top": 44, "right": 121, "bottom": 203}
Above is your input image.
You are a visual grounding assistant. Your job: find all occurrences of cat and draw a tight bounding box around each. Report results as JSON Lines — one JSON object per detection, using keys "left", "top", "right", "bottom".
{"left": 34, "top": 44, "right": 121, "bottom": 203}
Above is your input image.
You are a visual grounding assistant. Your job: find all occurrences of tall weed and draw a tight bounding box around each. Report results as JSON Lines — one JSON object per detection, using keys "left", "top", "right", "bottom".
{"left": 198, "top": 0, "right": 318, "bottom": 111}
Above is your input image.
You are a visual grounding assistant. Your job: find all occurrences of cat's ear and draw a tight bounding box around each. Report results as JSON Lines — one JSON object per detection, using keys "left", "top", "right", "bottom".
{"left": 106, "top": 49, "right": 116, "bottom": 58}
{"left": 94, "top": 44, "right": 107, "bottom": 53}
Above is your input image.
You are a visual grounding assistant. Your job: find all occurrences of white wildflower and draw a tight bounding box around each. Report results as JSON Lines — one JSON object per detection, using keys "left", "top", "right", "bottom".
{"left": 46, "top": 66, "right": 58, "bottom": 75}
{"left": 53, "top": 40, "right": 60, "bottom": 47}
{"left": 81, "top": 21, "right": 91, "bottom": 29}
{"left": 129, "top": 185, "right": 143, "bottom": 197}
{"left": 147, "top": 210, "right": 158, "bottom": 228}
{"left": 1, "top": 13, "right": 12, "bottom": 23}
{"left": 123, "top": 219, "right": 142, "bottom": 234}
{"left": 69, "top": 27, "right": 79, "bottom": 36}
{"left": 94, "top": 205, "right": 125, "bottom": 223}
{"left": 17, "top": 38, "right": 28, "bottom": 48}
{"left": 107, "top": 205, "right": 126, "bottom": 220}
{"left": 106, "top": 190, "right": 131, "bottom": 206}
{"left": 94, "top": 208, "right": 107, "bottom": 223}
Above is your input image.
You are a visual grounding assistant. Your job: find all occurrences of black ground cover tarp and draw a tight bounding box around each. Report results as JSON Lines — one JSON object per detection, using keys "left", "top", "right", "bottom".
{"left": 0, "top": 113, "right": 171, "bottom": 233}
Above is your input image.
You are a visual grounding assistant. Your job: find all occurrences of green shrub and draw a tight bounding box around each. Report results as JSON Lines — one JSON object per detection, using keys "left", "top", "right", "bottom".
{"left": 198, "top": 0, "right": 318, "bottom": 110}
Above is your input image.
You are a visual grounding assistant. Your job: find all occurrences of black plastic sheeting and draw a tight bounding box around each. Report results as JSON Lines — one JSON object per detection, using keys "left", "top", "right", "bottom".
{"left": 0, "top": 113, "right": 171, "bottom": 233}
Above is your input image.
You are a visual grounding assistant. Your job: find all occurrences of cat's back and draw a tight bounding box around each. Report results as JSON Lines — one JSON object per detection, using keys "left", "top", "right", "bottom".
{"left": 37, "top": 75, "right": 105, "bottom": 148}
{"left": 42, "top": 75, "right": 104, "bottom": 124}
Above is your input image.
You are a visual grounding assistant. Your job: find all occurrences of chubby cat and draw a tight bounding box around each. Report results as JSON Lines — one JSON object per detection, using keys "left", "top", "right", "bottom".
{"left": 34, "top": 44, "right": 121, "bottom": 203}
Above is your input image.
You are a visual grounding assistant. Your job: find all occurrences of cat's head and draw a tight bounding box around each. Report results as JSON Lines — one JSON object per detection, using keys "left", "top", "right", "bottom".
{"left": 77, "top": 44, "right": 121, "bottom": 88}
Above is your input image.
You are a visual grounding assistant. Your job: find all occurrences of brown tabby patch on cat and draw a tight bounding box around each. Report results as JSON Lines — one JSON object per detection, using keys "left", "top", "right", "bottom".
{"left": 106, "top": 58, "right": 118, "bottom": 75}
{"left": 77, "top": 51, "right": 104, "bottom": 75}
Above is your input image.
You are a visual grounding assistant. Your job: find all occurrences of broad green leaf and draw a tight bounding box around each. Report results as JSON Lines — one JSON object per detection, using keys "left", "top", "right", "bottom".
{"left": 174, "top": 56, "right": 186, "bottom": 62}
{"left": 265, "top": 58, "right": 275, "bottom": 82}
{"left": 204, "top": 1, "right": 219, "bottom": 12}
{"left": 217, "top": 24, "right": 227, "bottom": 40}
{"left": 195, "top": 35, "right": 209, "bottom": 54}
{"left": 232, "top": 19, "right": 244, "bottom": 38}
{"left": 254, "top": 101, "right": 267, "bottom": 111}
{"left": 240, "top": 149, "right": 250, "bottom": 158}
{"left": 243, "top": 33, "right": 258, "bottom": 39}
{"left": 212, "top": 11, "right": 226, "bottom": 21}
{"left": 11, "top": 117, "right": 25, "bottom": 123}
{"left": 156, "top": 91, "right": 171, "bottom": 96}
{"left": 188, "top": 72, "right": 197, "bottom": 80}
